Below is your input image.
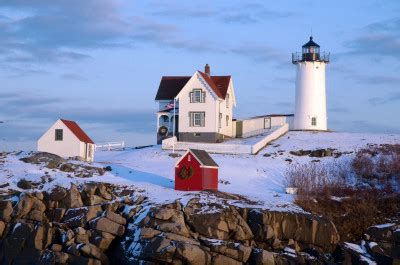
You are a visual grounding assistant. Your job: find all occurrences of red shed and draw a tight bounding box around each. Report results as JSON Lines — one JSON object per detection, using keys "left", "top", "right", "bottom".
{"left": 175, "top": 149, "right": 219, "bottom": 191}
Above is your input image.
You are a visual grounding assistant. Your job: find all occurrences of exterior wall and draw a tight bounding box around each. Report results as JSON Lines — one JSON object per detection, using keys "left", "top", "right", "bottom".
{"left": 294, "top": 61, "right": 327, "bottom": 130}
{"left": 175, "top": 152, "right": 203, "bottom": 191}
{"left": 179, "top": 132, "right": 223, "bottom": 143}
{"left": 38, "top": 120, "right": 83, "bottom": 159}
{"left": 251, "top": 123, "right": 289, "bottom": 154}
{"left": 217, "top": 79, "right": 234, "bottom": 138}
{"left": 177, "top": 73, "right": 217, "bottom": 135}
{"left": 236, "top": 116, "right": 292, "bottom": 138}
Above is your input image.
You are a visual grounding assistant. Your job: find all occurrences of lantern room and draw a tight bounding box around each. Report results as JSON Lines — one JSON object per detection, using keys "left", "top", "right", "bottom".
{"left": 302, "top": 36, "right": 320, "bottom": 61}
{"left": 175, "top": 149, "right": 219, "bottom": 191}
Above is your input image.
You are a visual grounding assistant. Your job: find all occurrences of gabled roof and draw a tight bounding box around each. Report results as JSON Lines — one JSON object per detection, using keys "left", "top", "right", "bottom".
{"left": 60, "top": 119, "right": 94, "bottom": 144}
{"left": 190, "top": 149, "right": 219, "bottom": 167}
{"left": 155, "top": 72, "right": 231, "bottom": 100}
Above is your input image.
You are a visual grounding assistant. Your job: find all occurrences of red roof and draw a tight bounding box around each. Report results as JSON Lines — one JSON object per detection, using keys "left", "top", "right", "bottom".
{"left": 155, "top": 72, "right": 231, "bottom": 100}
{"left": 60, "top": 119, "right": 94, "bottom": 144}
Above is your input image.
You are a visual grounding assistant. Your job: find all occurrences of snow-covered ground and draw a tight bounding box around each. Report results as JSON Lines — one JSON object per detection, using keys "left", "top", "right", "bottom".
{"left": 1, "top": 131, "right": 399, "bottom": 212}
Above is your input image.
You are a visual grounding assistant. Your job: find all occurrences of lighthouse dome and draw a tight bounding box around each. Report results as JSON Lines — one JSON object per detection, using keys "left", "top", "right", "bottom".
{"left": 302, "top": 36, "right": 320, "bottom": 48}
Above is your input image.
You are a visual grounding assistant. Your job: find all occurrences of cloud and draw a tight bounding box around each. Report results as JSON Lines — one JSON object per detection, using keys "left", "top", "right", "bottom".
{"left": 368, "top": 92, "right": 400, "bottom": 106}
{"left": 60, "top": 73, "right": 88, "bottom": 81}
{"left": 345, "top": 17, "right": 400, "bottom": 59}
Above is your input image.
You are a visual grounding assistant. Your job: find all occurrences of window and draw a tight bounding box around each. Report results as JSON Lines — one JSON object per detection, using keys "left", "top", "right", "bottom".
{"left": 189, "top": 112, "right": 205, "bottom": 127}
{"left": 190, "top": 89, "right": 205, "bottom": 103}
{"left": 264, "top": 117, "right": 271, "bottom": 129}
{"left": 55, "top": 129, "right": 63, "bottom": 141}
{"left": 311, "top": 117, "right": 317, "bottom": 126}
{"left": 226, "top": 115, "right": 229, "bottom": 126}
{"left": 188, "top": 155, "right": 191, "bottom": 162}
{"left": 219, "top": 113, "right": 222, "bottom": 128}
{"left": 226, "top": 94, "right": 230, "bottom": 108}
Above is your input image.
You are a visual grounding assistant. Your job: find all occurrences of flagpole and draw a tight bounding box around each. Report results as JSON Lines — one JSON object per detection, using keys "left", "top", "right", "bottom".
{"left": 172, "top": 97, "right": 176, "bottom": 154}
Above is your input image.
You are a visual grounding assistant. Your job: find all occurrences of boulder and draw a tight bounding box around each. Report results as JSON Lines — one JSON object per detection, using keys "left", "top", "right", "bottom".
{"left": 249, "top": 248, "right": 276, "bottom": 265}
{"left": 213, "top": 254, "right": 243, "bottom": 265}
{"left": 62, "top": 206, "right": 102, "bottom": 228}
{"left": 128, "top": 236, "right": 176, "bottom": 263}
{"left": 0, "top": 200, "right": 13, "bottom": 222}
{"left": 201, "top": 238, "right": 251, "bottom": 263}
{"left": 0, "top": 220, "right": 5, "bottom": 237}
{"left": 89, "top": 217, "right": 125, "bottom": 236}
{"left": 175, "top": 242, "right": 212, "bottom": 265}
{"left": 64, "top": 184, "right": 83, "bottom": 208}
{"left": 184, "top": 201, "right": 253, "bottom": 241}
{"left": 79, "top": 243, "right": 109, "bottom": 265}
{"left": 104, "top": 210, "right": 126, "bottom": 225}
{"left": 14, "top": 193, "right": 34, "bottom": 218}
{"left": 48, "top": 187, "right": 68, "bottom": 201}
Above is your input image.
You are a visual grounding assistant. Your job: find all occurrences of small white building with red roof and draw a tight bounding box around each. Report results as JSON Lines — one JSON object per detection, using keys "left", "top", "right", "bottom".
{"left": 155, "top": 64, "right": 236, "bottom": 143}
{"left": 37, "top": 119, "right": 95, "bottom": 162}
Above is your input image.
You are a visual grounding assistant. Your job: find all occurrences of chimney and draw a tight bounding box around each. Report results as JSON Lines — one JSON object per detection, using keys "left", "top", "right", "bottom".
{"left": 205, "top": 64, "right": 210, "bottom": 76}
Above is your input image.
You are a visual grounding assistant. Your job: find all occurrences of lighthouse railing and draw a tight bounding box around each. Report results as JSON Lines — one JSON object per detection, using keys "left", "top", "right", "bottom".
{"left": 292, "top": 52, "right": 330, "bottom": 64}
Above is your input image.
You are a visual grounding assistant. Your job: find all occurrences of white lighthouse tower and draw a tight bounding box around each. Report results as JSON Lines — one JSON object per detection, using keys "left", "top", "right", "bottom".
{"left": 292, "top": 36, "right": 330, "bottom": 131}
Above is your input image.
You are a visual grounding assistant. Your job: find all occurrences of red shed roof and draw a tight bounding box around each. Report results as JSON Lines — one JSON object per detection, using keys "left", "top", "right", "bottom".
{"left": 60, "top": 119, "right": 94, "bottom": 144}
{"left": 176, "top": 149, "right": 219, "bottom": 168}
{"left": 155, "top": 72, "right": 231, "bottom": 100}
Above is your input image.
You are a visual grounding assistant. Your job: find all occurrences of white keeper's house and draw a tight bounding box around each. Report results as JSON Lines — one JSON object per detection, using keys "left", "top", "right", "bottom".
{"left": 37, "top": 119, "right": 95, "bottom": 162}
{"left": 155, "top": 64, "right": 236, "bottom": 143}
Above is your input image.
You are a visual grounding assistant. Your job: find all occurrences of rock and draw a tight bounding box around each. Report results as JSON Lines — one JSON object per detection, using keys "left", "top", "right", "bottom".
{"left": 51, "top": 244, "right": 63, "bottom": 252}
{"left": 104, "top": 210, "right": 126, "bottom": 225}
{"left": 0, "top": 220, "right": 5, "bottom": 237}
{"left": 59, "top": 163, "right": 76, "bottom": 172}
{"left": 14, "top": 193, "right": 34, "bottom": 218}
{"left": 51, "top": 208, "right": 66, "bottom": 222}
{"left": 129, "top": 236, "right": 176, "bottom": 263}
{"left": 153, "top": 208, "right": 176, "bottom": 220}
{"left": 89, "top": 217, "right": 125, "bottom": 236}
{"left": 0, "top": 200, "right": 13, "bottom": 221}
{"left": 20, "top": 152, "right": 65, "bottom": 167}
{"left": 79, "top": 243, "right": 109, "bottom": 265}
{"left": 27, "top": 209, "right": 46, "bottom": 222}
{"left": 48, "top": 187, "right": 68, "bottom": 201}
{"left": 201, "top": 238, "right": 251, "bottom": 262}
{"left": 139, "top": 227, "right": 162, "bottom": 240}
{"left": 32, "top": 198, "right": 46, "bottom": 212}
{"left": 366, "top": 223, "right": 396, "bottom": 242}
{"left": 249, "top": 248, "right": 276, "bottom": 265}
{"left": 62, "top": 206, "right": 102, "bottom": 227}
{"left": 90, "top": 230, "right": 115, "bottom": 250}
{"left": 64, "top": 184, "right": 83, "bottom": 208}
{"left": 17, "top": 179, "right": 33, "bottom": 189}
{"left": 184, "top": 201, "right": 253, "bottom": 241}
{"left": 175, "top": 242, "right": 212, "bottom": 265}
{"left": 213, "top": 254, "right": 243, "bottom": 265}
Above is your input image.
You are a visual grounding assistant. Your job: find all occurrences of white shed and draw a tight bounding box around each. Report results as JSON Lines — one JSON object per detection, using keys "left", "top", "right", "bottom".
{"left": 37, "top": 119, "right": 95, "bottom": 162}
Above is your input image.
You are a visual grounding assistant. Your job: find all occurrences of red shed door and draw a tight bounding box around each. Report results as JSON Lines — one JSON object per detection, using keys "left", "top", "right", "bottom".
{"left": 202, "top": 167, "right": 218, "bottom": 190}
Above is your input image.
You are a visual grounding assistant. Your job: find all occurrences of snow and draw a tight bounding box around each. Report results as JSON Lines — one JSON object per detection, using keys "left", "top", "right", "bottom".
{"left": 372, "top": 223, "right": 395, "bottom": 229}
{"left": 1, "top": 131, "right": 399, "bottom": 212}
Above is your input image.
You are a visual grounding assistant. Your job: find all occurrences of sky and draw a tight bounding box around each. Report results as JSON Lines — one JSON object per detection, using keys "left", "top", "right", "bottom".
{"left": 0, "top": 0, "right": 399, "bottom": 151}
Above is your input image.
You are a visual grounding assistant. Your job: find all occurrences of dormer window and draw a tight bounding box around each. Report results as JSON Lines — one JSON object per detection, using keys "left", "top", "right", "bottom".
{"left": 190, "top": 89, "right": 205, "bottom": 103}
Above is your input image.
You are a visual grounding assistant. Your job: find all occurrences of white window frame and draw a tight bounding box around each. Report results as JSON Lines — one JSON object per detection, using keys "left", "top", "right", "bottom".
{"left": 219, "top": 113, "right": 222, "bottom": 129}
{"left": 226, "top": 115, "right": 229, "bottom": 126}
{"left": 189, "top": 112, "right": 205, "bottom": 127}
{"left": 226, "top": 94, "right": 230, "bottom": 108}
{"left": 190, "top": 89, "right": 205, "bottom": 103}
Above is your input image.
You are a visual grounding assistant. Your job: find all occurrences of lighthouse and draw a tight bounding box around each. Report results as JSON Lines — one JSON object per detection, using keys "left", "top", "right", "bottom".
{"left": 292, "top": 36, "right": 330, "bottom": 131}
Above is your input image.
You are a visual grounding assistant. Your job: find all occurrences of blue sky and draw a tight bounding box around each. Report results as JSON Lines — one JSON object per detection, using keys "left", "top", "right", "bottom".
{"left": 0, "top": 0, "right": 399, "bottom": 151}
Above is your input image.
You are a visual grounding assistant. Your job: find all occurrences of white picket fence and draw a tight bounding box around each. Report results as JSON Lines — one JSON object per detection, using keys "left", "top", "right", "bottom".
{"left": 95, "top": 141, "right": 125, "bottom": 151}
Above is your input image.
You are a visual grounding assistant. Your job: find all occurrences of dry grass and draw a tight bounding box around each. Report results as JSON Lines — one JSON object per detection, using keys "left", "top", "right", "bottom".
{"left": 286, "top": 144, "right": 400, "bottom": 242}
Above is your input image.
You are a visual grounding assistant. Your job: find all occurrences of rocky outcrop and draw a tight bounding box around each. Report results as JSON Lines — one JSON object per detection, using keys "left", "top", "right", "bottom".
{"left": 0, "top": 182, "right": 342, "bottom": 264}
{"left": 338, "top": 223, "right": 400, "bottom": 264}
